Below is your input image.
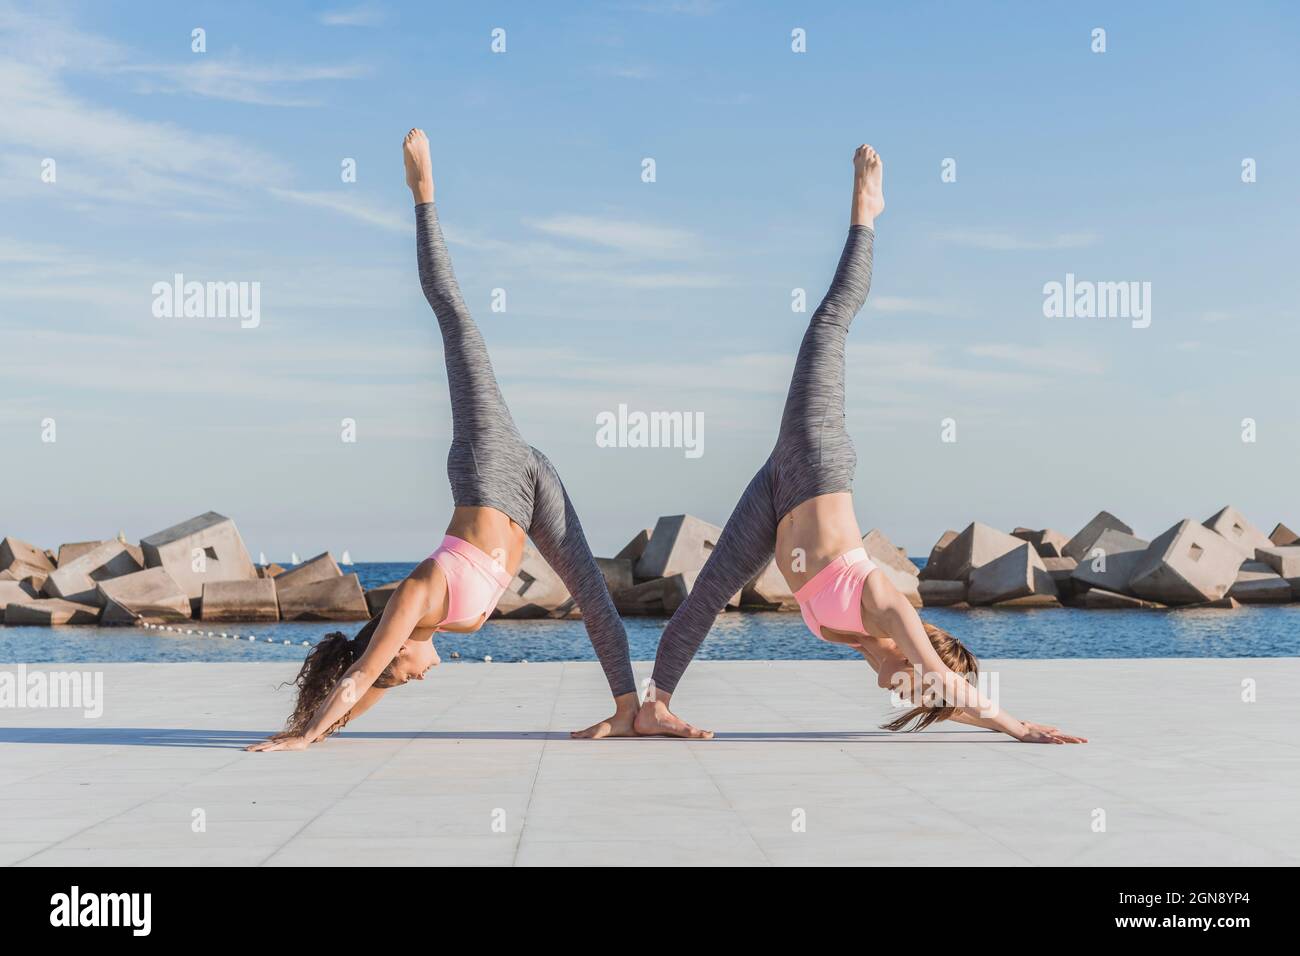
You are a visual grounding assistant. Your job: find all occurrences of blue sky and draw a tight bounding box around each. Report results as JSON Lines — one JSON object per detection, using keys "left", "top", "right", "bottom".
{"left": 1, "top": 0, "right": 1298, "bottom": 560}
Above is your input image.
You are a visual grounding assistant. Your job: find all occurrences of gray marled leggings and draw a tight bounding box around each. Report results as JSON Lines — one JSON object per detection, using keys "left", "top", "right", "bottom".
{"left": 416, "top": 203, "right": 636, "bottom": 697}
{"left": 651, "top": 226, "right": 875, "bottom": 695}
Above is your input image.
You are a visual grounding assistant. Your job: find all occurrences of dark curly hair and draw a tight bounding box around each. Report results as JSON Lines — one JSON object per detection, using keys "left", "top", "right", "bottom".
{"left": 278, "top": 613, "right": 404, "bottom": 740}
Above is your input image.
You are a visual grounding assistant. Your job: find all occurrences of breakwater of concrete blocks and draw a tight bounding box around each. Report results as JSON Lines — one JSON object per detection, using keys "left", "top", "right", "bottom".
{"left": 2, "top": 507, "right": 1298, "bottom": 628}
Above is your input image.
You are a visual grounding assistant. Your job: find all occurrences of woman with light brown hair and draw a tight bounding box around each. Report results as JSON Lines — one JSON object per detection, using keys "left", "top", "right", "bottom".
{"left": 636, "top": 145, "right": 1086, "bottom": 745}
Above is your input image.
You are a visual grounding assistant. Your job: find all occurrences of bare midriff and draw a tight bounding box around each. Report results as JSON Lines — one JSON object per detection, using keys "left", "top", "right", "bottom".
{"left": 774, "top": 491, "right": 864, "bottom": 590}
{"left": 445, "top": 505, "right": 527, "bottom": 570}
{"left": 776, "top": 492, "right": 874, "bottom": 644}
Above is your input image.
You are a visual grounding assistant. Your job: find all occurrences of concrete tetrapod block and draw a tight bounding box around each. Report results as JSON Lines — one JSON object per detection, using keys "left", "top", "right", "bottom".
{"left": 4, "top": 598, "right": 99, "bottom": 625}
{"left": 662, "top": 572, "right": 699, "bottom": 615}
{"left": 0, "top": 562, "right": 49, "bottom": 592}
{"left": 0, "top": 537, "right": 54, "bottom": 574}
{"left": 495, "top": 545, "right": 570, "bottom": 619}
{"left": 1254, "top": 546, "right": 1300, "bottom": 577}
{"left": 968, "top": 543, "right": 1056, "bottom": 606}
{"left": 140, "top": 511, "right": 257, "bottom": 601}
{"left": 276, "top": 573, "right": 369, "bottom": 622}
{"left": 0, "top": 580, "right": 39, "bottom": 622}
{"left": 1204, "top": 505, "right": 1273, "bottom": 560}
{"left": 861, "top": 529, "right": 919, "bottom": 578}
{"left": 42, "top": 540, "right": 143, "bottom": 607}
{"left": 1042, "top": 556, "right": 1081, "bottom": 600}
{"left": 994, "top": 594, "right": 1062, "bottom": 608}
{"left": 918, "top": 579, "right": 966, "bottom": 607}
{"left": 272, "top": 552, "right": 342, "bottom": 591}
{"left": 634, "top": 514, "right": 722, "bottom": 580}
{"left": 742, "top": 559, "right": 797, "bottom": 610}
{"left": 364, "top": 581, "right": 401, "bottom": 617}
{"left": 920, "top": 522, "right": 1023, "bottom": 583}
{"left": 1128, "top": 520, "right": 1245, "bottom": 605}
{"left": 1179, "top": 596, "right": 1241, "bottom": 610}
{"left": 55, "top": 541, "right": 104, "bottom": 568}
{"left": 594, "top": 558, "right": 634, "bottom": 594}
{"left": 1227, "top": 563, "right": 1294, "bottom": 604}
{"left": 98, "top": 568, "right": 193, "bottom": 625}
{"left": 258, "top": 563, "right": 286, "bottom": 580}
{"left": 874, "top": 563, "right": 923, "bottom": 607}
{"left": 614, "top": 529, "right": 653, "bottom": 563}
{"left": 1269, "top": 523, "right": 1299, "bottom": 547}
{"left": 1253, "top": 547, "right": 1300, "bottom": 597}
{"left": 1069, "top": 529, "right": 1149, "bottom": 595}
{"left": 613, "top": 577, "right": 674, "bottom": 615}
{"left": 611, "top": 573, "right": 702, "bottom": 616}
{"left": 201, "top": 579, "right": 280, "bottom": 623}
{"left": 1063, "top": 511, "right": 1134, "bottom": 562}
{"left": 918, "top": 530, "right": 959, "bottom": 580}
{"left": 1012, "top": 528, "right": 1071, "bottom": 559}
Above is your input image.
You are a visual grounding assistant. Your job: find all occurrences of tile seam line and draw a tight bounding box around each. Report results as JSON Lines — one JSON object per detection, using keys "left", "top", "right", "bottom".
{"left": 510, "top": 661, "right": 562, "bottom": 866}
{"left": 257, "top": 660, "right": 499, "bottom": 865}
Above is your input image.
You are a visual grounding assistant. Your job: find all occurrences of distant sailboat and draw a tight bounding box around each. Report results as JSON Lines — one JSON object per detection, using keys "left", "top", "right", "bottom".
{"left": 291, "top": 552, "right": 300, "bottom": 565}
{"left": 258, "top": 551, "right": 267, "bottom": 566}
{"left": 341, "top": 550, "right": 353, "bottom": 566}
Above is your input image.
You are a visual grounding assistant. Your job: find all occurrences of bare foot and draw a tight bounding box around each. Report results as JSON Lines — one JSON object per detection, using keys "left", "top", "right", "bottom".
{"left": 571, "top": 710, "right": 637, "bottom": 739}
{"left": 852, "top": 144, "right": 884, "bottom": 227}
{"left": 634, "top": 699, "right": 713, "bottom": 739}
{"left": 403, "top": 128, "right": 434, "bottom": 204}
{"left": 571, "top": 693, "right": 639, "bottom": 739}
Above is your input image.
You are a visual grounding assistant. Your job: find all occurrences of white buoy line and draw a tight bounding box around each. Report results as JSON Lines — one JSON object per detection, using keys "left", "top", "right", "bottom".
{"left": 139, "top": 622, "right": 311, "bottom": 647}
{"left": 138, "top": 623, "right": 491, "bottom": 661}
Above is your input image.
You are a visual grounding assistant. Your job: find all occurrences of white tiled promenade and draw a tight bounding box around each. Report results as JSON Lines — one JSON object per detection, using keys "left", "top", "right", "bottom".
{"left": 1, "top": 659, "right": 1297, "bottom": 866}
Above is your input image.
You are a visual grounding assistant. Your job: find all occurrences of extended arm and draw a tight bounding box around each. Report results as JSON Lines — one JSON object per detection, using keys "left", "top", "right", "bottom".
{"left": 865, "top": 575, "right": 1086, "bottom": 742}
{"left": 248, "top": 564, "right": 447, "bottom": 751}
{"left": 862, "top": 572, "right": 1027, "bottom": 737}
{"left": 319, "top": 685, "right": 389, "bottom": 736}
{"left": 300, "top": 566, "right": 445, "bottom": 740}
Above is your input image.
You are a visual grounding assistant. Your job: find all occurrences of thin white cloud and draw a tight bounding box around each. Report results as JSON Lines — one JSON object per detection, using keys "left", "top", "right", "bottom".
{"left": 626, "top": 0, "right": 719, "bottom": 14}
{"left": 444, "top": 214, "right": 731, "bottom": 289}
{"left": 0, "top": 236, "right": 64, "bottom": 264}
{"left": 1, "top": 4, "right": 365, "bottom": 107}
{"left": 526, "top": 214, "right": 702, "bottom": 257}
{"left": 596, "top": 63, "right": 656, "bottom": 80}
{"left": 846, "top": 341, "right": 1056, "bottom": 393}
{"left": 119, "top": 60, "right": 368, "bottom": 108}
{"left": 869, "top": 296, "right": 952, "bottom": 315}
{"left": 320, "top": 5, "right": 386, "bottom": 27}
{"left": 268, "top": 189, "right": 410, "bottom": 233}
{"left": 935, "top": 229, "right": 1101, "bottom": 251}
{"left": 966, "top": 343, "right": 1107, "bottom": 375}
{"left": 0, "top": 61, "right": 290, "bottom": 204}
{"left": 550, "top": 268, "right": 734, "bottom": 289}
{"left": 0, "top": 16, "right": 386, "bottom": 228}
